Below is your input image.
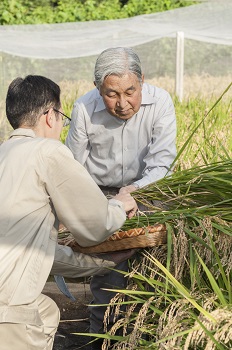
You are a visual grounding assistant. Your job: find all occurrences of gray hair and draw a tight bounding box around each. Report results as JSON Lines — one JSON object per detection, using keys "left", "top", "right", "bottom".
{"left": 94, "top": 47, "right": 143, "bottom": 89}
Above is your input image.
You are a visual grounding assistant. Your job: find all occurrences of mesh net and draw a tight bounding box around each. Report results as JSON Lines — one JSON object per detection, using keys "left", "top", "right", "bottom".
{"left": 0, "top": 0, "right": 231, "bottom": 140}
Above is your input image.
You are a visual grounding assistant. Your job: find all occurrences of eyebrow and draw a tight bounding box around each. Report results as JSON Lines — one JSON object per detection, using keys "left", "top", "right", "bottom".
{"left": 106, "top": 85, "right": 136, "bottom": 93}
{"left": 126, "top": 86, "right": 136, "bottom": 91}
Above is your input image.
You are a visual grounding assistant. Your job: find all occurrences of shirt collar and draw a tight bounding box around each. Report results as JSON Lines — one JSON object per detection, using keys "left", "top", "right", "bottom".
{"left": 94, "top": 83, "right": 156, "bottom": 113}
{"left": 95, "top": 95, "right": 106, "bottom": 113}
{"left": 9, "top": 128, "right": 36, "bottom": 139}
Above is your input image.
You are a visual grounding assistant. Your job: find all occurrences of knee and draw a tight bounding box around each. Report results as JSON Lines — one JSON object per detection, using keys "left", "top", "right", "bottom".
{"left": 47, "top": 297, "right": 60, "bottom": 328}
{"left": 38, "top": 294, "right": 60, "bottom": 329}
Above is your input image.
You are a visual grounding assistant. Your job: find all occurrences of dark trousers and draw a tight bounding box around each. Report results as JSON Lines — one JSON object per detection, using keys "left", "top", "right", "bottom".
{"left": 88, "top": 260, "right": 129, "bottom": 333}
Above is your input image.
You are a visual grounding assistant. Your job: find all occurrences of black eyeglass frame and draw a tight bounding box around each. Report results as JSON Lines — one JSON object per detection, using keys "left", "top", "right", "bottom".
{"left": 43, "top": 108, "right": 72, "bottom": 126}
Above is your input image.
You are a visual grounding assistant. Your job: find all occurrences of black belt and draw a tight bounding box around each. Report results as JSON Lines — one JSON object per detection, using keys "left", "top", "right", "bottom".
{"left": 99, "top": 186, "right": 120, "bottom": 192}
{"left": 98, "top": 186, "right": 120, "bottom": 197}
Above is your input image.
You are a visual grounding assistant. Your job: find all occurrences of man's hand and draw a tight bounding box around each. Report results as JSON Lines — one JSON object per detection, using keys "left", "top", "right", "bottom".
{"left": 119, "top": 185, "right": 138, "bottom": 194}
{"left": 113, "top": 192, "right": 138, "bottom": 218}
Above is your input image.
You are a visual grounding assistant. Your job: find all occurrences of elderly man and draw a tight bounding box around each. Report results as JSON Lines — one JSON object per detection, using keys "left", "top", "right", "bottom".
{"left": 0, "top": 75, "right": 137, "bottom": 350}
{"left": 66, "top": 47, "right": 177, "bottom": 348}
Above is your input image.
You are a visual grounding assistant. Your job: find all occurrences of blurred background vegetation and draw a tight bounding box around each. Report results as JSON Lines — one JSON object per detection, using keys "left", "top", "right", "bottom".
{"left": 0, "top": 0, "right": 198, "bottom": 25}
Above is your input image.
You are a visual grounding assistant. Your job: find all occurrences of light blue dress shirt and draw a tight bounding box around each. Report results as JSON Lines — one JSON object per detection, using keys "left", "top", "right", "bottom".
{"left": 66, "top": 83, "right": 176, "bottom": 188}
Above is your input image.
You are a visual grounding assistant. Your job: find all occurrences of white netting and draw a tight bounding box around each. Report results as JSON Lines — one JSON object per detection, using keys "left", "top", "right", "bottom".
{"left": 0, "top": 0, "right": 231, "bottom": 59}
{"left": 0, "top": 0, "right": 231, "bottom": 140}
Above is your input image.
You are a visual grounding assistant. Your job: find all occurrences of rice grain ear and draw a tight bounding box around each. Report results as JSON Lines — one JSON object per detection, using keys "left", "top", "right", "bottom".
{"left": 185, "top": 308, "right": 232, "bottom": 350}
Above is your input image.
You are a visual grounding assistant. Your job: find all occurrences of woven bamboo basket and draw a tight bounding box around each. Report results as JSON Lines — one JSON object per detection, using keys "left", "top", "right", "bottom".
{"left": 58, "top": 223, "right": 167, "bottom": 253}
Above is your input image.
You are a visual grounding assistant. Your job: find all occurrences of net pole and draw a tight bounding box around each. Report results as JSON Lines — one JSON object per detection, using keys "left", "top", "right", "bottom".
{"left": 175, "top": 31, "right": 184, "bottom": 102}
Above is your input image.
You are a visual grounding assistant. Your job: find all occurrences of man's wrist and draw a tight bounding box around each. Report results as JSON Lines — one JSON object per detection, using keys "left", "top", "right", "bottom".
{"left": 131, "top": 182, "right": 140, "bottom": 189}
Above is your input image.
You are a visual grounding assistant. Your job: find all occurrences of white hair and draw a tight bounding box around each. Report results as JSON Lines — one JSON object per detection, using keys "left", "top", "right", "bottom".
{"left": 94, "top": 47, "right": 143, "bottom": 89}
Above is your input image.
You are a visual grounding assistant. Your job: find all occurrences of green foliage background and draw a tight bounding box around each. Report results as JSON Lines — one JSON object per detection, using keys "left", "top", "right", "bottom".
{"left": 0, "top": 0, "right": 197, "bottom": 25}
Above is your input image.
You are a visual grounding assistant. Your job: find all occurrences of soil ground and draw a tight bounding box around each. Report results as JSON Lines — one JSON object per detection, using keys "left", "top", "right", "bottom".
{"left": 43, "top": 281, "right": 93, "bottom": 350}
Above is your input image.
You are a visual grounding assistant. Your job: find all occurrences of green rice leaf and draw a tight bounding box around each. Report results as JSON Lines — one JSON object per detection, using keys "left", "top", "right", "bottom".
{"left": 195, "top": 252, "right": 227, "bottom": 306}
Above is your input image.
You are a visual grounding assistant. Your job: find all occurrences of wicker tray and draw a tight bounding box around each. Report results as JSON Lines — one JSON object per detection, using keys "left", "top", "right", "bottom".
{"left": 58, "top": 223, "right": 167, "bottom": 253}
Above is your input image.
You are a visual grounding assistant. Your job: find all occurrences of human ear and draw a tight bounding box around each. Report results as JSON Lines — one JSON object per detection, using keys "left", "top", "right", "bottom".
{"left": 45, "top": 108, "right": 54, "bottom": 128}
{"left": 141, "top": 74, "right": 144, "bottom": 84}
{"left": 94, "top": 81, "right": 100, "bottom": 92}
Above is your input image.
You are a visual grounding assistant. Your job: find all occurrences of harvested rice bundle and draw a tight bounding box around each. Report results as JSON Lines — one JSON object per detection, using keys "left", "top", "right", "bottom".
{"left": 121, "top": 159, "right": 232, "bottom": 232}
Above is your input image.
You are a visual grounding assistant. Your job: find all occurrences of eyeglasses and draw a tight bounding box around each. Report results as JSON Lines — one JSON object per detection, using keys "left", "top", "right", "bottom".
{"left": 53, "top": 108, "right": 72, "bottom": 127}
{"left": 43, "top": 108, "right": 72, "bottom": 127}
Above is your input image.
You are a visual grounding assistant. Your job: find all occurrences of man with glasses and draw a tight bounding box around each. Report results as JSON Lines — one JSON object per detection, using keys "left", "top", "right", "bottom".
{"left": 0, "top": 75, "right": 138, "bottom": 350}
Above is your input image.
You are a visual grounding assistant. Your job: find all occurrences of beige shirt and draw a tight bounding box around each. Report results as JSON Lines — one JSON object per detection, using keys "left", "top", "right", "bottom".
{"left": 0, "top": 129, "right": 125, "bottom": 316}
{"left": 66, "top": 83, "right": 176, "bottom": 188}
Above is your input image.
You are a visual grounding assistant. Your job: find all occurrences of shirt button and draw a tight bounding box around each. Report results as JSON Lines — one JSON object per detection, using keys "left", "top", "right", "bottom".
{"left": 125, "top": 167, "right": 128, "bottom": 170}
{"left": 124, "top": 147, "right": 128, "bottom": 151}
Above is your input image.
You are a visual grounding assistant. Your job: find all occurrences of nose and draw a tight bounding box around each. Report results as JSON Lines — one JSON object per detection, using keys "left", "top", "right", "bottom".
{"left": 116, "top": 95, "right": 127, "bottom": 109}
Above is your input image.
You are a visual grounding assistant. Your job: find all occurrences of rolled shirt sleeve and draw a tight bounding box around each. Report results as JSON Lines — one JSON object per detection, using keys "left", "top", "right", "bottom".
{"left": 51, "top": 244, "right": 115, "bottom": 278}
